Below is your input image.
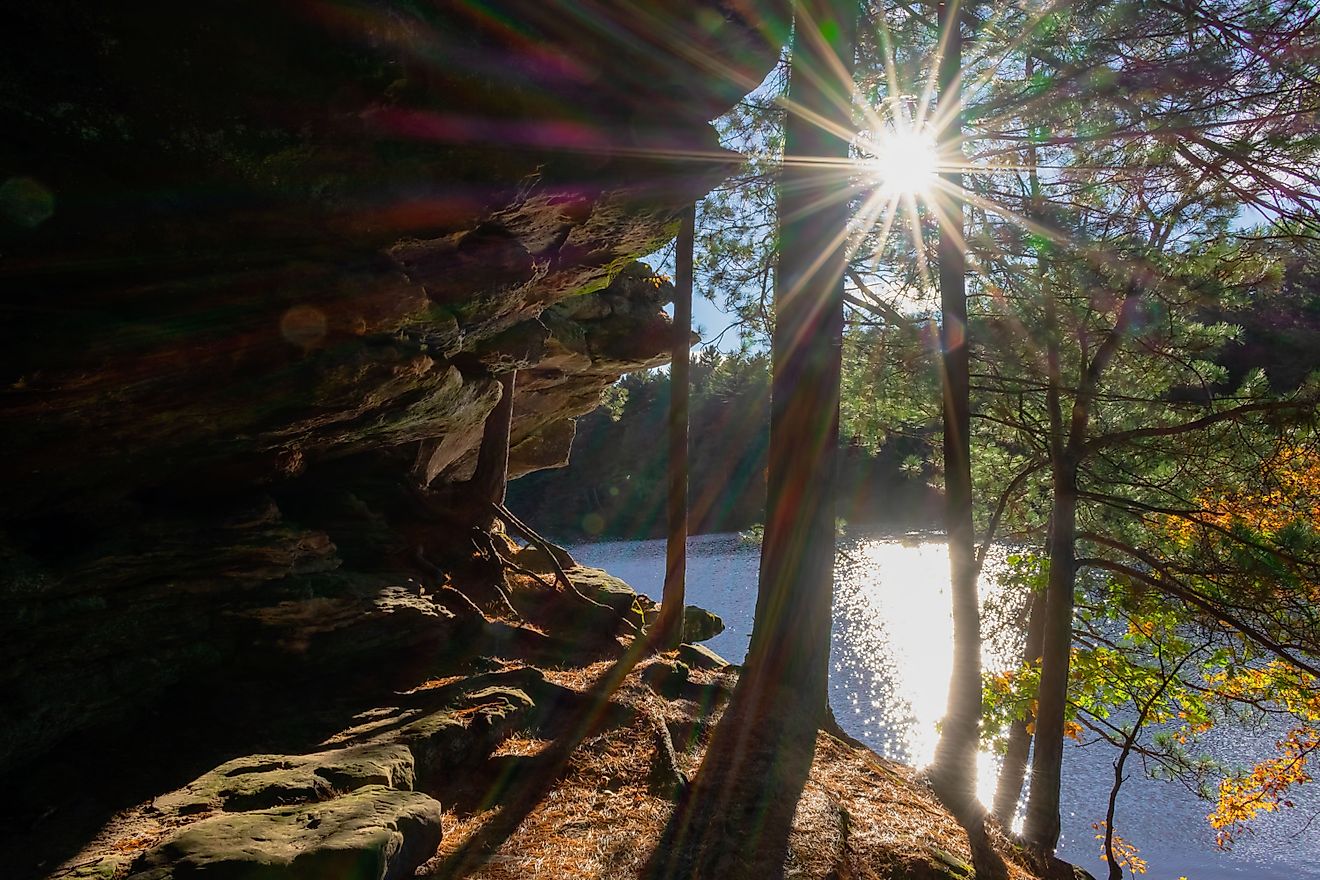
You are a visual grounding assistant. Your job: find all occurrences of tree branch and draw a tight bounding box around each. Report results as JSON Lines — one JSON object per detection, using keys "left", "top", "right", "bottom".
{"left": 975, "top": 458, "right": 1047, "bottom": 574}
{"left": 845, "top": 269, "right": 913, "bottom": 328}
{"left": 1085, "top": 399, "right": 1316, "bottom": 452}
{"left": 1076, "top": 550, "right": 1320, "bottom": 678}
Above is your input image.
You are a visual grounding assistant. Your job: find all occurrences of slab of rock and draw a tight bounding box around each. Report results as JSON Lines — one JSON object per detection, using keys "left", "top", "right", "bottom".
{"left": 127, "top": 785, "right": 441, "bottom": 880}
{"left": 677, "top": 642, "right": 732, "bottom": 670}
{"left": 154, "top": 744, "right": 416, "bottom": 816}
{"left": 323, "top": 672, "right": 549, "bottom": 788}
{"left": 565, "top": 566, "right": 657, "bottom": 635}
{"left": 642, "top": 659, "right": 735, "bottom": 709}
{"left": 567, "top": 567, "right": 651, "bottom": 617}
{"left": 510, "top": 543, "right": 578, "bottom": 573}
{"left": 510, "top": 562, "right": 653, "bottom": 641}
{"left": 240, "top": 581, "right": 457, "bottom": 663}
{"left": 395, "top": 687, "right": 535, "bottom": 786}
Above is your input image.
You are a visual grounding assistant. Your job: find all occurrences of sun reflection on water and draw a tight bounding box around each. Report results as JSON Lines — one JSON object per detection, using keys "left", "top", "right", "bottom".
{"left": 832, "top": 537, "right": 1012, "bottom": 809}
{"left": 573, "top": 534, "right": 1320, "bottom": 876}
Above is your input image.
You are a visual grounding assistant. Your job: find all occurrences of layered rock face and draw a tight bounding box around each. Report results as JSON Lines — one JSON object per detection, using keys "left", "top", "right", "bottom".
{"left": 0, "top": 0, "right": 783, "bottom": 821}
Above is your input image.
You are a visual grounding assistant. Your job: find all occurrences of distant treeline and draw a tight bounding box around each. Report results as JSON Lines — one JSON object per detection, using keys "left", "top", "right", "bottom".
{"left": 508, "top": 350, "right": 943, "bottom": 542}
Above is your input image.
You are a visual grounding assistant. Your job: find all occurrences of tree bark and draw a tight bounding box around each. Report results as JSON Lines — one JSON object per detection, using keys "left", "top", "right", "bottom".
{"left": 991, "top": 587, "right": 1045, "bottom": 825}
{"left": 1023, "top": 458, "right": 1078, "bottom": 852}
{"left": 928, "top": 0, "right": 985, "bottom": 826}
{"left": 1024, "top": 277, "right": 1136, "bottom": 854}
{"left": 470, "top": 371, "right": 516, "bottom": 509}
{"left": 661, "top": 205, "right": 695, "bottom": 651}
{"left": 1103, "top": 734, "right": 1132, "bottom": 880}
{"left": 741, "top": 0, "right": 856, "bottom": 721}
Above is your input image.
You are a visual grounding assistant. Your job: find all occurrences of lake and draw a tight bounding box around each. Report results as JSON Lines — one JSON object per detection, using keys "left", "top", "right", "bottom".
{"left": 570, "top": 532, "right": 1320, "bottom": 880}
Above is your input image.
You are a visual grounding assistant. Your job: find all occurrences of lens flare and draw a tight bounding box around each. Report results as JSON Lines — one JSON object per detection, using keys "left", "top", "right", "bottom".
{"left": 858, "top": 128, "right": 940, "bottom": 197}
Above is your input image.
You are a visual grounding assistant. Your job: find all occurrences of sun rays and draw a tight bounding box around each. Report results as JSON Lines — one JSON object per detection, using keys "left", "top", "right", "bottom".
{"left": 381, "top": 1, "right": 1063, "bottom": 325}
{"left": 857, "top": 125, "right": 941, "bottom": 196}
{"left": 757, "top": 0, "right": 1093, "bottom": 323}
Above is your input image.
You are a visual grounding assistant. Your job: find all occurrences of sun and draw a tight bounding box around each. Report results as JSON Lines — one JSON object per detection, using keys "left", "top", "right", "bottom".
{"left": 858, "top": 127, "right": 940, "bottom": 197}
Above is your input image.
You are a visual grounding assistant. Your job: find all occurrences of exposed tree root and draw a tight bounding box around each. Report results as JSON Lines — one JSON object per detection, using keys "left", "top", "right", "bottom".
{"left": 646, "top": 710, "right": 690, "bottom": 799}
{"left": 489, "top": 500, "right": 641, "bottom": 635}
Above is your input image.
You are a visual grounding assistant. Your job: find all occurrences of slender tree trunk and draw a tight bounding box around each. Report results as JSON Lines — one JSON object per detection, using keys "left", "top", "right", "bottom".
{"left": 991, "top": 587, "right": 1046, "bottom": 826}
{"left": 661, "top": 205, "right": 695, "bottom": 651}
{"left": 741, "top": 0, "right": 856, "bottom": 719}
{"left": 924, "top": 11, "right": 1007, "bottom": 877}
{"left": 1023, "top": 269, "right": 1134, "bottom": 853}
{"left": 1103, "top": 737, "right": 1133, "bottom": 880}
{"left": 929, "top": 0, "right": 984, "bottom": 821}
{"left": 1100, "top": 654, "right": 1186, "bottom": 879}
{"left": 471, "top": 371, "right": 516, "bottom": 508}
{"left": 996, "top": 54, "right": 1049, "bottom": 830}
{"left": 1023, "top": 457, "right": 1078, "bottom": 853}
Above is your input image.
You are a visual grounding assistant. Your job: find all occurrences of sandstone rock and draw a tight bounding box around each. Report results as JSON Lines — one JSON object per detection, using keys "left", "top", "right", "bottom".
{"left": 677, "top": 642, "right": 732, "bottom": 670}
{"left": 127, "top": 786, "right": 441, "bottom": 880}
{"left": 508, "top": 417, "right": 577, "bottom": 476}
{"left": 519, "top": 565, "right": 653, "bottom": 645}
{"left": 511, "top": 543, "right": 579, "bottom": 573}
{"left": 567, "top": 566, "right": 652, "bottom": 619}
{"left": 326, "top": 666, "right": 634, "bottom": 779}
{"left": 239, "top": 579, "right": 458, "bottom": 667}
{"left": 682, "top": 605, "right": 726, "bottom": 643}
{"left": 319, "top": 669, "right": 550, "bottom": 790}
{"left": 397, "top": 373, "right": 506, "bottom": 486}
{"left": 396, "top": 687, "right": 536, "bottom": 787}
{"left": 153, "top": 744, "right": 416, "bottom": 816}
{"left": 0, "top": 500, "right": 345, "bottom": 775}
{"left": 641, "top": 659, "right": 734, "bottom": 713}
{"left": 641, "top": 660, "right": 692, "bottom": 699}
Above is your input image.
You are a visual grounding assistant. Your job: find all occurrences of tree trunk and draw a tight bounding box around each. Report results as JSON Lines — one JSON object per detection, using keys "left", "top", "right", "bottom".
{"left": 1023, "top": 459, "right": 1078, "bottom": 853}
{"left": 992, "top": 70, "right": 1049, "bottom": 829}
{"left": 1023, "top": 266, "right": 1132, "bottom": 854}
{"left": 1103, "top": 738, "right": 1132, "bottom": 880}
{"left": 661, "top": 205, "right": 695, "bottom": 651}
{"left": 639, "top": 9, "right": 858, "bottom": 877}
{"left": 991, "top": 587, "right": 1045, "bottom": 825}
{"left": 741, "top": 0, "right": 856, "bottom": 721}
{"left": 471, "top": 371, "right": 516, "bottom": 508}
{"left": 928, "top": 0, "right": 984, "bottom": 825}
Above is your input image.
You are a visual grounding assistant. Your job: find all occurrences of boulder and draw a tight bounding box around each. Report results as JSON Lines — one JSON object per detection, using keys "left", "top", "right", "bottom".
{"left": 641, "top": 660, "right": 733, "bottom": 709}
{"left": 509, "top": 562, "right": 654, "bottom": 642}
{"left": 511, "top": 543, "right": 579, "bottom": 573}
{"left": 127, "top": 786, "right": 441, "bottom": 880}
{"left": 641, "top": 660, "right": 691, "bottom": 699}
{"left": 238, "top": 580, "right": 460, "bottom": 669}
{"left": 682, "top": 605, "right": 725, "bottom": 643}
{"left": 567, "top": 567, "right": 653, "bottom": 620}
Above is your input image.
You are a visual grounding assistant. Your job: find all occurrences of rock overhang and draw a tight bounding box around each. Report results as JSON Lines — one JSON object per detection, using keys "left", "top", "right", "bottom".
{"left": 0, "top": 2, "right": 788, "bottom": 797}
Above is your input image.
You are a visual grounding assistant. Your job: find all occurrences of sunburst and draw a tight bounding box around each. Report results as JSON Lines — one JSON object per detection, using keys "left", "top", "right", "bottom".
{"left": 856, "top": 125, "right": 941, "bottom": 198}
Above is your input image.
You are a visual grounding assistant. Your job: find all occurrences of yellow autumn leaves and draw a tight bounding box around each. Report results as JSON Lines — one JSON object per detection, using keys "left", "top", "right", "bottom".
{"left": 1208, "top": 725, "right": 1319, "bottom": 847}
